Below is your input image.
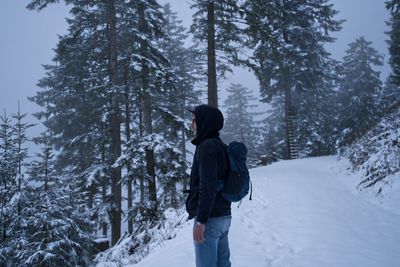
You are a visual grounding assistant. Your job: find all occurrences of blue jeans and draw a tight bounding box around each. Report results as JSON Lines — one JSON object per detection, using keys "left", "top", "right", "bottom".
{"left": 194, "top": 216, "right": 232, "bottom": 267}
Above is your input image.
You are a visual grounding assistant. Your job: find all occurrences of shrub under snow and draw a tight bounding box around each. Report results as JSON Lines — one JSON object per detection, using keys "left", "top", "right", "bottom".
{"left": 93, "top": 207, "right": 189, "bottom": 266}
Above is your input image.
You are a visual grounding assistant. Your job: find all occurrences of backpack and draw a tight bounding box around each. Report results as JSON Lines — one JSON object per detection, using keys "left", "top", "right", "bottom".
{"left": 214, "top": 140, "right": 252, "bottom": 203}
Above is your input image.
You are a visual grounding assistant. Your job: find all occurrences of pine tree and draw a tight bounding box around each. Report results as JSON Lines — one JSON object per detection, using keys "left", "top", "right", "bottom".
{"left": 221, "top": 83, "right": 260, "bottom": 160}
{"left": 12, "top": 102, "right": 34, "bottom": 192}
{"left": 2, "top": 132, "right": 93, "bottom": 266}
{"left": 27, "top": 0, "right": 122, "bottom": 245}
{"left": 104, "top": 0, "right": 123, "bottom": 247}
{"left": 244, "top": 0, "right": 342, "bottom": 159}
{"left": 295, "top": 60, "right": 340, "bottom": 157}
{"left": 0, "top": 108, "right": 34, "bottom": 266}
{"left": 154, "top": 3, "right": 202, "bottom": 206}
{"left": 0, "top": 110, "right": 18, "bottom": 243}
{"left": 28, "top": 0, "right": 126, "bottom": 245}
{"left": 382, "top": 0, "right": 400, "bottom": 108}
{"left": 131, "top": 0, "right": 170, "bottom": 225}
{"left": 111, "top": 0, "right": 172, "bottom": 235}
{"left": 29, "top": 133, "right": 57, "bottom": 192}
{"left": 337, "top": 37, "right": 383, "bottom": 145}
{"left": 260, "top": 64, "right": 340, "bottom": 160}
{"left": 386, "top": 0, "right": 400, "bottom": 88}
{"left": 379, "top": 78, "right": 400, "bottom": 110}
{"left": 190, "top": 0, "right": 244, "bottom": 107}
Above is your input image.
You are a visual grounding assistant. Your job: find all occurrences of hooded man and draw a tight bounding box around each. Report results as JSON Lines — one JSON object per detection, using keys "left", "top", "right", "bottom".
{"left": 186, "top": 104, "right": 232, "bottom": 267}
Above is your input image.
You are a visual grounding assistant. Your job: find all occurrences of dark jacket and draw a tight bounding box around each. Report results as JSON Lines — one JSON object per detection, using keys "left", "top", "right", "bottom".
{"left": 186, "top": 105, "right": 231, "bottom": 224}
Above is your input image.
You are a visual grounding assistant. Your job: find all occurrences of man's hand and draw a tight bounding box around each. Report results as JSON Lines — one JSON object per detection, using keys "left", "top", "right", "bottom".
{"left": 193, "top": 222, "right": 205, "bottom": 243}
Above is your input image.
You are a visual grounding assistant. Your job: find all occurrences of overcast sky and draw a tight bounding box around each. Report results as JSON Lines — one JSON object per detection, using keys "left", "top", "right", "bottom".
{"left": 0, "top": 0, "right": 390, "bottom": 146}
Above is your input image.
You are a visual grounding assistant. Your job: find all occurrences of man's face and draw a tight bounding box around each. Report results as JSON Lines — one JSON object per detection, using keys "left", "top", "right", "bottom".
{"left": 190, "top": 115, "right": 197, "bottom": 137}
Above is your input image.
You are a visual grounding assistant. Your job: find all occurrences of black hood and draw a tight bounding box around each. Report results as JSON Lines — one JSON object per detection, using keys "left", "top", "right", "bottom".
{"left": 190, "top": 104, "right": 224, "bottom": 146}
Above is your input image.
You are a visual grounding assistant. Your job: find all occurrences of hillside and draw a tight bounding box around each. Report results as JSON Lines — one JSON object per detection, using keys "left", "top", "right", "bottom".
{"left": 338, "top": 105, "right": 400, "bottom": 214}
{"left": 112, "top": 156, "right": 400, "bottom": 267}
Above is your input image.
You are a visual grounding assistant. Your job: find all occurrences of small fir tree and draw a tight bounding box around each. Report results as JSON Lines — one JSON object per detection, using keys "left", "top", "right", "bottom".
{"left": 0, "top": 110, "right": 18, "bottom": 243}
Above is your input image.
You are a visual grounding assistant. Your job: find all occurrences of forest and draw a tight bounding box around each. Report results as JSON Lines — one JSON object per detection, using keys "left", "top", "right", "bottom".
{"left": 1, "top": 0, "right": 399, "bottom": 266}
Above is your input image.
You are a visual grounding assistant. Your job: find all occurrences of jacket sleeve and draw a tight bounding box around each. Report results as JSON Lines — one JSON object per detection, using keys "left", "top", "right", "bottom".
{"left": 196, "top": 141, "right": 218, "bottom": 224}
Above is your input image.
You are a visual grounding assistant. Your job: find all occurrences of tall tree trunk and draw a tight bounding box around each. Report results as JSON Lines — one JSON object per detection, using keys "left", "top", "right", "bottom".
{"left": 143, "top": 91, "right": 157, "bottom": 218}
{"left": 283, "top": 66, "right": 297, "bottom": 160}
{"left": 283, "top": 66, "right": 291, "bottom": 160}
{"left": 124, "top": 63, "right": 134, "bottom": 235}
{"left": 207, "top": 1, "right": 218, "bottom": 107}
{"left": 102, "top": 183, "right": 108, "bottom": 237}
{"left": 16, "top": 102, "right": 22, "bottom": 223}
{"left": 281, "top": 3, "right": 298, "bottom": 160}
{"left": 111, "top": 96, "right": 122, "bottom": 245}
{"left": 139, "top": 2, "right": 158, "bottom": 221}
{"left": 179, "top": 83, "right": 188, "bottom": 190}
{"left": 1, "top": 172, "right": 6, "bottom": 242}
{"left": 44, "top": 145, "right": 49, "bottom": 192}
{"left": 239, "top": 97, "right": 244, "bottom": 142}
{"left": 17, "top": 102, "right": 22, "bottom": 192}
{"left": 88, "top": 184, "right": 95, "bottom": 210}
{"left": 180, "top": 110, "right": 188, "bottom": 190}
{"left": 106, "top": 0, "right": 121, "bottom": 246}
{"left": 100, "top": 143, "right": 108, "bottom": 237}
{"left": 139, "top": 107, "right": 145, "bottom": 203}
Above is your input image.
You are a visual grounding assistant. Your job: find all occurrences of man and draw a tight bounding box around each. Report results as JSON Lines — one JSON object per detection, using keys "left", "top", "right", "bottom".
{"left": 186, "top": 104, "right": 232, "bottom": 267}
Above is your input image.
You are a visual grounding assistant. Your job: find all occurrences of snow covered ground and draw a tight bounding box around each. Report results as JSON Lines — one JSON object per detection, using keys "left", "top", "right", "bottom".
{"left": 128, "top": 156, "right": 400, "bottom": 267}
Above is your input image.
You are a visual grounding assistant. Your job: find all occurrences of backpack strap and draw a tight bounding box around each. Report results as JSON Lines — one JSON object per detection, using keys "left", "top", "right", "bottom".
{"left": 210, "top": 138, "right": 228, "bottom": 148}
{"left": 249, "top": 180, "right": 253, "bottom": 201}
{"left": 210, "top": 139, "right": 230, "bottom": 164}
{"left": 209, "top": 139, "right": 229, "bottom": 189}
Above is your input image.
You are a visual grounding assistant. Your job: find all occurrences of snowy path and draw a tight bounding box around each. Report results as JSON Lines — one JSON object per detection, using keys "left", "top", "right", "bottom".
{"left": 131, "top": 156, "right": 400, "bottom": 267}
